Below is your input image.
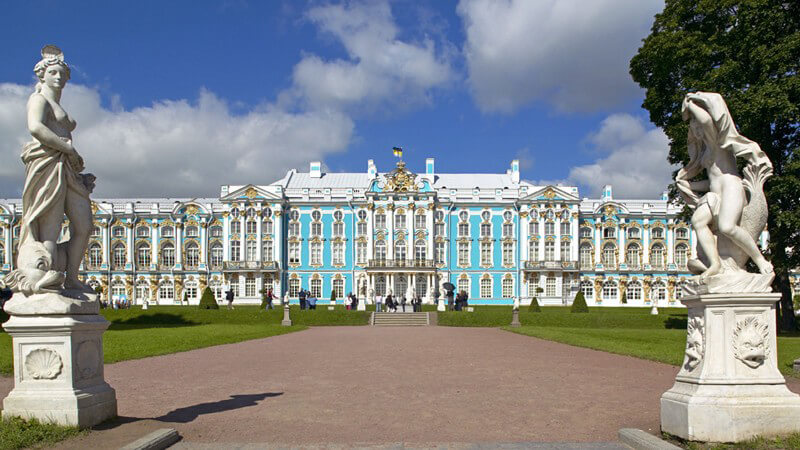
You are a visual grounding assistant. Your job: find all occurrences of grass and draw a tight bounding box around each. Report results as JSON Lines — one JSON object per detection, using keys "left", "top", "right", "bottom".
{"left": 664, "top": 431, "right": 800, "bottom": 449}
{"left": 0, "top": 416, "right": 83, "bottom": 450}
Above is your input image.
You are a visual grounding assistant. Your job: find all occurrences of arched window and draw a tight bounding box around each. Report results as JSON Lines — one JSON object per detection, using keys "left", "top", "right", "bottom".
{"left": 675, "top": 228, "right": 689, "bottom": 240}
{"left": 675, "top": 244, "right": 688, "bottom": 269}
{"left": 246, "top": 240, "right": 257, "bottom": 261}
{"left": 112, "top": 226, "right": 125, "bottom": 237}
{"left": 602, "top": 243, "right": 616, "bottom": 268}
{"left": 627, "top": 243, "right": 641, "bottom": 268}
{"left": 651, "top": 280, "right": 666, "bottom": 303}
{"left": 528, "top": 240, "right": 538, "bottom": 262}
{"left": 415, "top": 274, "right": 427, "bottom": 298}
{"left": 603, "top": 227, "right": 616, "bottom": 239}
{"left": 210, "top": 243, "right": 223, "bottom": 267}
{"left": 230, "top": 240, "right": 240, "bottom": 262}
{"left": 579, "top": 244, "right": 593, "bottom": 269}
{"left": 415, "top": 240, "right": 426, "bottom": 262}
{"left": 651, "top": 244, "right": 665, "bottom": 269}
{"left": 111, "top": 280, "right": 125, "bottom": 298}
{"left": 652, "top": 227, "right": 664, "bottom": 239}
{"left": 136, "top": 226, "right": 150, "bottom": 237}
{"left": 135, "top": 280, "right": 150, "bottom": 304}
{"left": 210, "top": 226, "right": 222, "bottom": 237}
{"left": 185, "top": 225, "right": 199, "bottom": 237}
{"left": 458, "top": 276, "right": 470, "bottom": 297}
{"left": 210, "top": 278, "right": 223, "bottom": 300}
{"left": 394, "top": 240, "right": 406, "bottom": 261}
{"left": 112, "top": 243, "right": 126, "bottom": 270}
{"left": 136, "top": 243, "right": 150, "bottom": 269}
{"left": 580, "top": 281, "right": 594, "bottom": 301}
{"left": 529, "top": 221, "right": 539, "bottom": 236}
{"left": 289, "top": 277, "right": 300, "bottom": 297}
{"left": 502, "top": 277, "right": 514, "bottom": 298}
{"left": 374, "top": 241, "right": 386, "bottom": 262}
{"left": 579, "top": 227, "right": 592, "bottom": 238}
{"left": 375, "top": 275, "right": 386, "bottom": 296}
{"left": 88, "top": 243, "right": 102, "bottom": 268}
{"left": 161, "top": 243, "right": 175, "bottom": 267}
{"left": 161, "top": 225, "right": 174, "bottom": 237}
{"left": 158, "top": 280, "right": 174, "bottom": 302}
{"left": 480, "top": 276, "right": 492, "bottom": 298}
{"left": 184, "top": 280, "right": 198, "bottom": 302}
{"left": 603, "top": 280, "right": 618, "bottom": 302}
{"left": 184, "top": 242, "right": 199, "bottom": 269}
{"left": 627, "top": 281, "right": 642, "bottom": 302}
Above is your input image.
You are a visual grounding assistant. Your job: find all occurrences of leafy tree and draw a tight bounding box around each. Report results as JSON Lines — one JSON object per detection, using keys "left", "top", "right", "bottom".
{"left": 198, "top": 287, "right": 219, "bottom": 310}
{"left": 529, "top": 297, "right": 541, "bottom": 312}
{"left": 630, "top": 0, "right": 800, "bottom": 330}
{"left": 571, "top": 292, "right": 589, "bottom": 313}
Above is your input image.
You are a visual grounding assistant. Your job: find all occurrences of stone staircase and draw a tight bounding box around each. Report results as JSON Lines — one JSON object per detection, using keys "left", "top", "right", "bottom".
{"left": 371, "top": 312, "right": 430, "bottom": 326}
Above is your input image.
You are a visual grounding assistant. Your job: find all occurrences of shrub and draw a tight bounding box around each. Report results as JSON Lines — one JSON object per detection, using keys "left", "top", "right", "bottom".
{"left": 330, "top": 291, "right": 336, "bottom": 305}
{"left": 260, "top": 288, "right": 270, "bottom": 309}
{"left": 183, "top": 291, "right": 188, "bottom": 305}
{"left": 794, "top": 295, "right": 800, "bottom": 311}
{"left": 528, "top": 297, "right": 541, "bottom": 312}
{"left": 571, "top": 291, "right": 589, "bottom": 313}
{"left": 198, "top": 287, "right": 219, "bottom": 309}
{"left": 621, "top": 291, "right": 627, "bottom": 304}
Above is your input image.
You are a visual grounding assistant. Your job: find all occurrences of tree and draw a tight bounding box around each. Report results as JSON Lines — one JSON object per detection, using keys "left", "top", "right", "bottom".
{"left": 529, "top": 297, "right": 542, "bottom": 312}
{"left": 630, "top": 0, "right": 800, "bottom": 330}
{"left": 198, "top": 287, "right": 219, "bottom": 309}
{"left": 571, "top": 291, "right": 589, "bottom": 313}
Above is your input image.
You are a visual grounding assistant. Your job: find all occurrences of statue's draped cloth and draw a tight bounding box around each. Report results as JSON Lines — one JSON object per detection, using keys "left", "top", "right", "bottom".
{"left": 19, "top": 140, "right": 89, "bottom": 246}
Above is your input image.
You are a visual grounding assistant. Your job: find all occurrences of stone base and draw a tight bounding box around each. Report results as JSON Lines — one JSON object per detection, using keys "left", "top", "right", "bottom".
{"left": 4, "top": 290, "right": 99, "bottom": 315}
{"left": 661, "top": 292, "right": 800, "bottom": 443}
{"left": 510, "top": 310, "right": 521, "bottom": 328}
{"left": 2, "top": 314, "right": 117, "bottom": 428}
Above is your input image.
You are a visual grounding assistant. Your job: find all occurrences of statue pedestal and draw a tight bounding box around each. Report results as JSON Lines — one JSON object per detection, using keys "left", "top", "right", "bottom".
{"left": 437, "top": 300, "right": 445, "bottom": 312}
{"left": 510, "top": 309, "right": 521, "bottom": 328}
{"left": 661, "top": 293, "right": 800, "bottom": 442}
{"left": 281, "top": 304, "right": 292, "bottom": 326}
{"left": 357, "top": 301, "right": 366, "bottom": 311}
{"left": 2, "top": 312, "right": 117, "bottom": 428}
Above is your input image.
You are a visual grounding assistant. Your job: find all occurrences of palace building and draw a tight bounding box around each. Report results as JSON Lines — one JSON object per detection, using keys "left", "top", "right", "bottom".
{"left": 1, "top": 158, "right": 796, "bottom": 306}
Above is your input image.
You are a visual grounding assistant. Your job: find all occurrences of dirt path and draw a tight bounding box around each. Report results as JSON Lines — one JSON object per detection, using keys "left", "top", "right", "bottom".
{"left": 0, "top": 326, "right": 797, "bottom": 448}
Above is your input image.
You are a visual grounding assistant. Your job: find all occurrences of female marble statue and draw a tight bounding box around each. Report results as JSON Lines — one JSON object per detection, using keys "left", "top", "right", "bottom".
{"left": 3, "top": 46, "right": 95, "bottom": 296}
{"left": 675, "top": 92, "right": 773, "bottom": 286}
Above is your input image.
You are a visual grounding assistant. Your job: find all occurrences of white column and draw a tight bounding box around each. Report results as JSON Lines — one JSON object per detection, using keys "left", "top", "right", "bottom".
{"left": 367, "top": 206, "right": 374, "bottom": 260}
{"left": 643, "top": 220, "right": 651, "bottom": 265}
{"left": 554, "top": 218, "right": 562, "bottom": 261}
{"left": 274, "top": 211, "right": 283, "bottom": 267}
{"left": 175, "top": 223, "right": 183, "bottom": 268}
{"left": 387, "top": 207, "right": 394, "bottom": 261}
{"left": 406, "top": 207, "right": 413, "bottom": 261}
{"left": 200, "top": 221, "right": 207, "bottom": 264}
{"left": 594, "top": 223, "right": 601, "bottom": 264}
{"left": 426, "top": 207, "right": 433, "bottom": 260}
{"left": 571, "top": 210, "right": 579, "bottom": 263}
{"left": 5, "top": 222, "right": 12, "bottom": 268}
{"left": 223, "top": 215, "right": 230, "bottom": 260}
{"left": 126, "top": 224, "right": 134, "bottom": 268}
{"left": 619, "top": 223, "right": 626, "bottom": 265}
{"left": 101, "top": 221, "right": 109, "bottom": 266}
{"left": 538, "top": 215, "right": 545, "bottom": 261}
{"left": 256, "top": 216, "right": 262, "bottom": 261}
{"left": 667, "top": 224, "right": 674, "bottom": 264}
{"left": 239, "top": 216, "right": 246, "bottom": 261}
{"left": 520, "top": 213, "right": 529, "bottom": 262}
{"left": 151, "top": 221, "right": 158, "bottom": 268}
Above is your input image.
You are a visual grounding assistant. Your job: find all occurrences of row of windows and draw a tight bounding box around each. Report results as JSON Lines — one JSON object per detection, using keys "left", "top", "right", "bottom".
{"left": 578, "top": 226, "right": 688, "bottom": 240}
{"left": 89, "top": 225, "right": 228, "bottom": 239}
{"left": 83, "top": 240, "right": 275, "bottom": 269}
{"left": 578, "top": 243, "right": 688, "bottom": 270}
{"left": 578, "top": 280, "right": 675, "bottom": 302}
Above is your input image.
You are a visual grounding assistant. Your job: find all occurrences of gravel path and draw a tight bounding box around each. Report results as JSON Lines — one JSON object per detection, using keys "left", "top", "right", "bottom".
{"left": 1, "top": 326, "right": 797, "bottom": 448}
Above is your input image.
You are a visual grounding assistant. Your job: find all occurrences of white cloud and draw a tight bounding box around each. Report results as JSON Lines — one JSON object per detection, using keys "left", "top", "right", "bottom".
{"left": 289, "top": 0, "right": 455, "bottom": 113}
{"left": 457, "top": 0, "right": 663, "bottom": 113}
{"left": 0, "top": 83, "right": 353, "bottom": 198}
{"left": 566, "top": 113, "right": 673, "bottom": 198}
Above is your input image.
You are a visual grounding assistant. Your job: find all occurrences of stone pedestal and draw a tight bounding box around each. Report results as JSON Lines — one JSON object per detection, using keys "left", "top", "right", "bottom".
{"left": 510, "top": 309, "right": 521, "bottom": 328}
{"left": 661, "top": 293, "right": 800, "bottom": 442}
{"left": 357, "top": 300, "right": 366, "bottom": 311}
{"left": 2, "top": 313, "right": 117, "bottom": 428}
{"left": 437, "top": 300, "right": 445, "bottom": 312}
{"left": 281, "top": 304, "right": 292, "bottom": 326}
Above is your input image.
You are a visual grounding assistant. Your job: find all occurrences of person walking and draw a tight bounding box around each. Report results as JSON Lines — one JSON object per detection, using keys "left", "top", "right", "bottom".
{"left": 298, "top": 288, "right": 307, "bottom": 310}
{"left": 400, "top": 295, "right": 407, "bottom": 313}
{"left": 226, "top": 289, "right": 235, "bottom": 310}
{"left": 264, "top": 287, "right": 276, "bottom": 310}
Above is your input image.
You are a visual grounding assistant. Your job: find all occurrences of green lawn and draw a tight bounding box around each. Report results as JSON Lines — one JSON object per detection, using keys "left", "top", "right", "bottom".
{"left": 0, "top": 417, "right": 83, "bottom": 450}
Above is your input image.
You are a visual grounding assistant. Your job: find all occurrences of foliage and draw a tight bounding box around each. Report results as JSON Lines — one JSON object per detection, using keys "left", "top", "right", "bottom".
{"left": 794, "top": 295, "right": 800, "bottom": 311}
{"left": 529, "top": 297, "right": 541, "bottom": 312}
{"left": 621, "top": 291, "right": 627, "bottom": 305}
{"left": 182, "top": 290, "right": 188, "bottom": 304}
{"left": 260, "top": 288, "right": 271, "bottom": 309}
{"left": 629, "top": 0, "right": 800, "bottom": 330}
{"left": 0, "top": 416, "right": 83, "bottom": 450}
{"left": 330, "top": 290, "right": 336, "bottom": 303}
{"left": 571, "top": 292, "right": 589, "bottom": 313}
{"left": 197, "top": 287, "right": 219, "bottom": 310}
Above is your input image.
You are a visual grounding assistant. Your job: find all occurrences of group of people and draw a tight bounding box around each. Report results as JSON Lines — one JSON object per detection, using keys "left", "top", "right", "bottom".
{"left": 101, "top": 295, "right": 132, "bottom": 310}
{"left": 446, "top": 290, "right": 470, "bottom": 311}
{"left": 344, "top": 293, "right": 360, "bottom": 310}
{"left": 374, "top": 293, "right": 424, "bottom": 313}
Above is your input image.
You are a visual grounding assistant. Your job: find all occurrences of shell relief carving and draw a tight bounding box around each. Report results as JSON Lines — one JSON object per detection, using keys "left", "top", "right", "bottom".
{"left": 733, "top": 316, "right": 770, "bottom": 369}
{"left": 684, "top": 316, "right": 704, "bottom": 371}
{"left": 24, "top": 348, "right": 63, "bottom": 380}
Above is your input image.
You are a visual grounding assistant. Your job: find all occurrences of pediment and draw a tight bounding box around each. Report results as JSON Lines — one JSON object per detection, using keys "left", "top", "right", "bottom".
{"left": 220, "top": 184, "right": 282, "bottom": 202}
{"left": 522, "top": 185, "right": 578, "bottom": 202}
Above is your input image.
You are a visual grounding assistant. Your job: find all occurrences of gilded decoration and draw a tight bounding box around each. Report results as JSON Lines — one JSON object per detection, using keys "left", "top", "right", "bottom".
{"left": 244, "top": 188, "right": 259, "bottom": 200}
{"left": 384, "top": 163, "right": 418, "bottom": 192}
{"left": 91, "top": 201, "right": 99, "bottom": 214}
{"left": 519, "top": 211, "right": 528, "bottom": 218}
{"left": 542, "top": 188, "right": 556, "bottom": 199}
{"left": 185, "top": 205, "right": 199, "bottom": 216}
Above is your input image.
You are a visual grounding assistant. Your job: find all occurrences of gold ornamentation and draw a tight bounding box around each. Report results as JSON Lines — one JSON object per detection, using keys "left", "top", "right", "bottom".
{"left": 542, "top": 188, "right": 556, "bottom": 199}
{"left": 384, "top": 162, "right": 418, "bottom": 192}
{"left": 185, "top": 205, "right": 199, "bottom": 216}
{"left": 245, "top": 187, "right": 259, "bottom": 199}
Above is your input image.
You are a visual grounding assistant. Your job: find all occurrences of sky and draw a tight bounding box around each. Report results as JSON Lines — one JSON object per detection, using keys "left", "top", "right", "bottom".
{"left": 0, "top": 0, "right": 674, "bottom": 200}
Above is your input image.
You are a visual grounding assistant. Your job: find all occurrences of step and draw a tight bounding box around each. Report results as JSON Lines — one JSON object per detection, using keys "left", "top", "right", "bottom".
{"left": 372, "top": 312, "right": 429, "bottom": 326}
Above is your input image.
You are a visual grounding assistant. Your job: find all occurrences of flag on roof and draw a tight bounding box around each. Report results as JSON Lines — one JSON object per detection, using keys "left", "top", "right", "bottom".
{"left": 392, "top": 146, "right": 403, "bottom": 158}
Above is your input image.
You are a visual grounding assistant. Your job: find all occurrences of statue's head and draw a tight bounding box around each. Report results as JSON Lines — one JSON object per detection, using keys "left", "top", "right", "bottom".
{"left": 34, "top": 45, "right": 70, "bottom": 91}
{"left": 2, "top": 241, "right": 65, "bottom": 296}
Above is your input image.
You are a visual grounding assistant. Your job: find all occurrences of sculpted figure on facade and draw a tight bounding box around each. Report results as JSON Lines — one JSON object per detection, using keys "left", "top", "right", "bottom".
{"left": 675, "top": 92, "right": 773, "bottom": 294}
{"left": 2, "top": 46, "right": 95, "bottom": 298}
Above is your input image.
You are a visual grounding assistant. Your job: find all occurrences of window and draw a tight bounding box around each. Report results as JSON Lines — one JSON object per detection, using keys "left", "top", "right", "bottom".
{"left": 159, "top": 282, "right": 174, "bottom": 302}
{"left": 263, "top": 207, "right": 272, "bottom": 218}
{"left": 290, "top": 210, "right": 300, "bottom": 221}
{"left": 502, "top": 241, "right": 513, "bottom": 265}
{"left": 546, "top": 276, "right": 556, "bottom": 297}
{"left": 627, "top": 227, "right": 640, "bottom": 239}
{"left": 435, "top": 222, "right": 445, "bottom": 236}
{"left": 112, "top": 244, "right": 126, "bottom": 269}
{"left": 480, "top": 242, "right": 492, "bottom": 266}
{"left": 289, "top": 278, "right": 300, "bottom": 297}
{"left": 435, "top": 211, "right": 444, "bottom": 222}
{"left": 210, "top": 226, "right": 222, "bottom": 237}
{"left": 246, "top": 240, "right": 257, "bottom": 261}
{"left": 395, "top": 213, "right": 406, "bottom": 230}
{"left": 435, "top": 241, "right": 445, "bottom": 264}
{"left": 136, "top": 244, "right": 151, "bottom": 268}
{"left": 185, "top": 242, "right": 199, "bottom": 268}
{"left": 262, "top": 220, "right": 273, "bottom": 235}
{"left": 230, "top": 275, "right": 240, "bottom": 297}
{"left": 311, "top": 210, "right": 321, "bottom": 221}
{"left": 112, "top": 226, "right": 125, "bottom": 238}
{"left": 332, "top": 241, "right": 344, "bottom": 265}
{"left": 262, "top": 241, "right": 273, "bottom": 261}
{"left": 375, "top": 276, "right": 386, "bottom": 296}
{"left": 88, "top": 243, "right": 102, "bottom": 267}
{"left": 676, "top": 228, "right": 688, "bottom": 240}
{"left": 230, "top": 207, "right": 240, "bottom": 217}
{"left": 603, "top": 281, "right": 618, "bottom": 302}
{"left": 356, "top": 241, "right": 367, "bottom": 264}
{"left": 627, "top": 244, "right": 641, "bottom": 268}
{"left": 375, "top": 213, "right": 386, "bottom": 229}
{"left": 288, "top": 222, "right": 300, "bottom": 237}
{"left": 580, "top": 244, "right": 593, "bottom": 269}
{"left": 415, "top": 240, "right": 426, "bottom": 261}
{"left": 651, "top": 244, "right": 665, "bottom": 269}
{"left": 246, "top": 208, "right": 256, "bottom": 218}
{"left": 602, "top": 244, "right": 616, "bottom": 267}
{"left": 246, "top": 220, "right": 257, "bottom": 235}
{"left": 458, "top": 242, "right": 469, "bottom": 266}
{"left": 310, "top": 241, "right": 322, "bottom": 265}
{"left": 480, "top": 277, "right": 492, "bottom": 298}
{"left": 481, "top": 223, "right": 491, "bottom": 237}
{"left": 458, "top": 277, "right": 470, "bottom": 296}
{"left": 333, "top": 210, "right": 343, "bottom": 222}
{"left": 458, "top": 222, "right": 469, "bottom": 237}
{"left": 651, "top": 281, "right": 666, "bottom": 303}
{"left": 311, "top": 222, "right": 322, "bottom": 237}
{"left": 185, "top": 225, "right": 199, "bottom": 237}
{"left": 210, "top": 243, "right": 223, "bottom": 267}
{"left": 333, "top": 278, "right": 344, "bottom": 299}
{"left": 357, "top": 221, "right": 367, "bottom": 236}
{"left": 459, "top": 211, "right": 469, "bottom": 222}
{"left": 627, "top": 281, "right": 642, "bottom": 302}
{"left": 675, "top": 244, "right": 688, "bottom": 268}
{"left": 415, "top": 214, "right": 426, "bottom": 230}
{"left": 544, "top": 241, "right": 555, "bottom": 261}
{"left": 289, "top": 242, "right": 300, "bottom": 264}
{"left": 394, "top": 240, "right": 406, "bottom": 261}
{"left": 162, "top": 225, "right": 175, "bottom": 237}
{"left": 528, "top": 240, "right": 538, "bottom": 261}
{"left": 502, "top": 223, "right": 513, "bottom": 237}
{"left": 560, "top": 222, "right": 570, "bottom": 236}
{"left": 546, "top": 210, "right": 555, "bottom": 220}
{"left": 358, "top": 210, "right": 367, "bottom": 221}
{"left": 230, "top": 240, "right": 240, "bottom": 262}
{"left": 310, "top": 278, "right": 322, "bottom": 298}
{"left": 580, "top": 281, "right": 594, "bottom": 300}
{"left": 652, "top": 227, "right": 664, "bottom": 239}
{"left": 603, "top": 227, "right": 616, "bottom": 239}
{"left": 184, "top": 281, "right": 198, "bottom": 301}
{"left": 529, "top": 221, "right": 539, "bottom": 236}
{"left": 545, "top": 222, "right": 554, "bottom": 235}
{"left": 245, "top": 276, "right": 256, "bottom": 297}
{"left": 560, "top": 240, "right": 571, "bottom": 262}
{"left": 333, "top": 222, "right": 344, "bottom": 237}
{"left": 374, "top": 241, "right": 386, "bottom": 261}
{"left": 502, "top": 277, "right": 514, "bottom": 298}
{"left": 503, "top": 211, "right": 512, "bottom": 221}
{"left": 211, "top": 280, "right": 223, "bottom": 300}
{"left": 136, "top": 281, "right": 149, "bottom": 303}
{"left": 136, "top": 226, "right": 149, "bottom": 237}
{"left": 230, "top": 221, "right": 240, "bottom": 235}
{"left": 161, "top": 243, "right": 175, "bottom": 267}
{"left": 481, "top": 211, "right": 491, "bottom": 221}
{"left": 580, "top": 227, "right": 592, "bottom": 238}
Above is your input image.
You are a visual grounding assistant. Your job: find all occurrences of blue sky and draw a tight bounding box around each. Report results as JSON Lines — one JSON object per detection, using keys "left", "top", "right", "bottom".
{"left": 0, "top": 0, "right": 673, "bottom": 199}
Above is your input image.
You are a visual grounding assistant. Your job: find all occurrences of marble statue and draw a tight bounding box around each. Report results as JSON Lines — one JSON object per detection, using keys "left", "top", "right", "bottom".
{"left": 2, "top": 46, "right": 95, "bottom": 301}
{"left": 675, "top": 92, "right": 774, "bottom": 294}
{"left": 512, "top": 296, "right": 520, "bottom": 311}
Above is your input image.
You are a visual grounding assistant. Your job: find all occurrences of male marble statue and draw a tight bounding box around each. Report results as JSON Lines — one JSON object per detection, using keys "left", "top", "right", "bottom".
{"left": 675, "top": 92, "right": 773, "bottom": 294}
{"left": 2, "top": 46, "right": 96, "bottom": 311}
